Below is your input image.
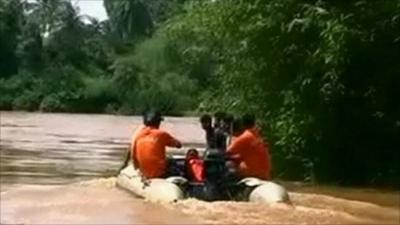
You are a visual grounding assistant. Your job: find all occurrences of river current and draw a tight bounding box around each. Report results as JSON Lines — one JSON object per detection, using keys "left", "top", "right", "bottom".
{"left": 0, "top": 112, "right": 398, "bottom": 224}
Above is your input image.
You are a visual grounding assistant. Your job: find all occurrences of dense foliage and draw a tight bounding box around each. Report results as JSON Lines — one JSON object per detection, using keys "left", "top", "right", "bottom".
{"left": 0, "top": 0, "right": 398, "bottom": 187}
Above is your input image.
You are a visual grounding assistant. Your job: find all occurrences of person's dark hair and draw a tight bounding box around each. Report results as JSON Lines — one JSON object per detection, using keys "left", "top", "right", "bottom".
{"left": 143, "top": 111, "right": 164, "bottom": 126}
{"left": 186, "top": 148, "right": 199, "bottom": 157}
{"left": 232, "top": 118, "right": 244, "bottom": 135}
{"left": 241, "top": 113, "right": 256, "bottom": 129}
{"left": 214, "top": 112, "right": 227, "bottom": 128}
{"left": 221, "top": 114, "right": 234, "bottom": 133}
{"left": 200, "top": 114, "right": 212, "bottom": 123}
{"left": 214, "top": 111, "right": 227, "bottom": 121}
{"left": 223, "top": 114, "right": 234, "bottom": 123}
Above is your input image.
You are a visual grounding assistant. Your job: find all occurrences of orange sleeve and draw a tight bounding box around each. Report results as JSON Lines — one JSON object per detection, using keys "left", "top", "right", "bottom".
{"left": 227, "top": 133, "right": 250, "bottom": 155}
{"left": 161, "top": 131, "right": 182, "bottom": 147}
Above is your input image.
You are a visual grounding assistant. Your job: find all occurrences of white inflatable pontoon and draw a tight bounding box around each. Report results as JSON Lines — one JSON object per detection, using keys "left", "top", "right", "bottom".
{"left": 117, "top": 163, "right": 290, "bottom": 204}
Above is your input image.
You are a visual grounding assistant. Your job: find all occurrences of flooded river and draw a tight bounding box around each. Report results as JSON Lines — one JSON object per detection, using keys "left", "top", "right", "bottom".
{"left": 1, "top": 112, "right": 399, "bottom": 224}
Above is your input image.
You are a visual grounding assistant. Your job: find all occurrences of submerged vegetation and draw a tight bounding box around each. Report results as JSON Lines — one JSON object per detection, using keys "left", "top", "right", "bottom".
{"left": 1, "top": 0, "right": 399, "bottom": 187}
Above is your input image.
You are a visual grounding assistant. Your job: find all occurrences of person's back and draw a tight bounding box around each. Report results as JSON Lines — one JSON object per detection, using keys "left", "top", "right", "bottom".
{"left": 242, "top": 114, "right": 272, "bottom": 179}
{"left": 133, "top": 112, "right": 182, "bottom": 178}
{"left": 227, "top": 115, "right": 271, "bottom": 180}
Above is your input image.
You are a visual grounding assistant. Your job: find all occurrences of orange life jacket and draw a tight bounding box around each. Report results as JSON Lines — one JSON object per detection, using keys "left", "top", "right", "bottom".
{"left": 185, "top": 149, "right": 206, "bottom": 183}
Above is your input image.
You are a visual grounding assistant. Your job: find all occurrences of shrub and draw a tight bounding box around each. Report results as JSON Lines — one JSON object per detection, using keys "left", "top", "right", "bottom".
{"left": 39, "top": 94, "right": 65, "bottom": 112}
{"left": 12, "top": 90, "right": 42, "bottom": 111}
{"left": 79, "top": 76, "right": 119, "bottom": 113}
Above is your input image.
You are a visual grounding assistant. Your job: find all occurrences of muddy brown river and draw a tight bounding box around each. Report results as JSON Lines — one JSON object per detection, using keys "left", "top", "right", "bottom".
{"left": 1, "top": 112, "right": 399, "bottom": 224}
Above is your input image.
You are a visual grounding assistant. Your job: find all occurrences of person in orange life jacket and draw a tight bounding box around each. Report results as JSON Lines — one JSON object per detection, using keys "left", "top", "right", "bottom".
{"left": 226, "top": 114, "right": 272, "bottom": 180}
{"left": 241, "top": 114, "right": 272, "bottom": 170}
{"left": 241, "top": 113, "right": 272, "bottom": 179}
{"left": 132, "top": 111, "right": 182, "bottom": 179}
{"left": 185, "top": 148, "right": 206, "bottom": 183}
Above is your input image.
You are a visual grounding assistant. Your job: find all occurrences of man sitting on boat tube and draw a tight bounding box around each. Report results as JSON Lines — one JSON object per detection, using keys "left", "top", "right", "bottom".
{"left": 132, "top": 111, "right": 182, "bottom": 178}
{"left": 226, "top": 114, "right": 271, "bottom": 180}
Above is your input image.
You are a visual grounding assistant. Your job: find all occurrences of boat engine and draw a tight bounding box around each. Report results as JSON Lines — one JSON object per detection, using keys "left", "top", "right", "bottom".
{"left": 199, "top": 149, "right": 240, "bottom": 200}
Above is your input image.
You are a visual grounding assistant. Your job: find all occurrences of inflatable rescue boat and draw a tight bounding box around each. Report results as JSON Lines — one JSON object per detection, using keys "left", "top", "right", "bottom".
{"left": 116, "top": 149, "right": 290, "bottom": 204}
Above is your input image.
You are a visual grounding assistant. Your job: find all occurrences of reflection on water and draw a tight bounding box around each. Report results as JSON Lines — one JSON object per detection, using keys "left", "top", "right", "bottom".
{"left": 0, "top": 112, "right": 399, "bottom": 224}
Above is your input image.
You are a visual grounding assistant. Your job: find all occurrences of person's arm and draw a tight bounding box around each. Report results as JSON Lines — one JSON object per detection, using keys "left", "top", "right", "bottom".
{"left": 119, "top": 146, "right": 131, "bottom": 172}
{"left": 162, "top": 132, "right": 182, "bottom": 148}
{"left": 132, "top": 141, "right": 140, "bottom": 169}
{"left": 226, "top": 134, "right": 249, "bottom": 156}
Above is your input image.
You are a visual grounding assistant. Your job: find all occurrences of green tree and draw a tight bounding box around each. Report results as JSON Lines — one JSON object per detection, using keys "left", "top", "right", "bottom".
{"left": 25, "top": 0, "right": 71, "bottom": 40}
{"left": 103, "top": 0, "right": 153, "bottom": 41}
{"left": 144, "top": 0, "right": 188, "bottom": 25}
{"left": 166, "top": 0, "right": 400, "bottom": 186}
{"left": 0, "top": 0, "right": 24, "bottom": 77}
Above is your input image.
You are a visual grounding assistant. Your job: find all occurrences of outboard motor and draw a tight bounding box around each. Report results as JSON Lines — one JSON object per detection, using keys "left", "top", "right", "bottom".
{"left": 203, "top": 149, "right": 226, "bottom": 181}
{"left": 201, "top": 149, "right": 230, "bottom": 200}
